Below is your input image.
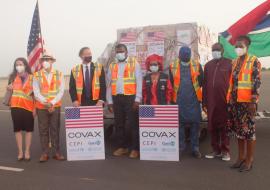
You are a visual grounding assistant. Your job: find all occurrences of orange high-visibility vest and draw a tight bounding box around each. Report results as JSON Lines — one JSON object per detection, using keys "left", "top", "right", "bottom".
{"left": 71, "top": 63, "right": 102, "bottom": 104}
{"left": 10, "top": 75, "right": 34, "bottom": 112}
{"left": 227, "top": 54, "right": 257, "bottom": 103}
{"left": 170, "top": 59, "right": 202, "bottom": 103}
{"left": 34, "top": 69, "right": 62, "bottom": 109}
{"left": 110, "top": 57, "right": 136, "bottom": 96}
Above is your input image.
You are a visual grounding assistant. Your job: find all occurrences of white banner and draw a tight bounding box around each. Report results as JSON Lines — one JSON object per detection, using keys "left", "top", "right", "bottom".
{"left": 139, "top": 105, "right": 179, "bottom": 161}
{"left": 65, "top": 106, "right": 105, "bottom": 161}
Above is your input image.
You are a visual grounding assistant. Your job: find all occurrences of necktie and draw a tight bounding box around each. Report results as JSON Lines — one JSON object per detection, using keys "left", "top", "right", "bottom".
{"left": 85, "top": 65, "right": 90, "bottom": 99}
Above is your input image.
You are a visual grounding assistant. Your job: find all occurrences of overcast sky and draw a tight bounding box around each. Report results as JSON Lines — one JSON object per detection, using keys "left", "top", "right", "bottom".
{"left": 0, "top": 0, "right": 268, "bottom": 76}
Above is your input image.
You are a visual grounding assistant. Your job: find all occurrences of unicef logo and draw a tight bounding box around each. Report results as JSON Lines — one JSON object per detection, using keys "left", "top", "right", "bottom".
{"left": 88, "top": 140, "right": 101, "bottom": 146}
{"left": 162, "top": 141, "right": 175, "bottom": 146}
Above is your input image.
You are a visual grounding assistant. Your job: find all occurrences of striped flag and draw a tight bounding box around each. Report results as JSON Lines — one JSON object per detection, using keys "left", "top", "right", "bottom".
{"left": 119, "top": 32, "right": 137, "bottom": 42}
{"left": 27, "top": 1, "right": 44, "bottom": 72}
{"left": 65, "top": 106, "right": 104, "bottom": 128}
{"left": 145, "top": 31, "right": 165, "bottom": 42}
{"left": 219, "top": 0, "right": 270, "bottom": 58}
{"left": 139, "top": 105, "right": 178, "bottom": 128}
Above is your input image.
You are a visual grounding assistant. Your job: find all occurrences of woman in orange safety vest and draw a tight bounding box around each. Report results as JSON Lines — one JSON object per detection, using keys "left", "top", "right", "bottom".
{"left": 7, "top": 57, "right": 35, "bottom": 161}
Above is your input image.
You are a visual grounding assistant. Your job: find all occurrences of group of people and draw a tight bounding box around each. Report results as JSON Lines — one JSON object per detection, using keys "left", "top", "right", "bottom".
{"left": 7, "top": 35, "right": 261, "bottom": 172}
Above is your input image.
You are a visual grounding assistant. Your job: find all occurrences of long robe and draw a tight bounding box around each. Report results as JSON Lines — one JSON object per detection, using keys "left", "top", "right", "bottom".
{"left": 178, "top": 63, "right": 203, "bottom": 124}
{"left": 202, "top": 58, "right": 232, "bottom": 130}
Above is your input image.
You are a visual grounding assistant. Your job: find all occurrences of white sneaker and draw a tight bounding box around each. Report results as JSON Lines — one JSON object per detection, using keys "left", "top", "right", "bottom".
{"left": 205, "top": 152, "right": 222, "bottom": 159}
{"left": 221, "top": 152, "right": 231, "bottom": 161}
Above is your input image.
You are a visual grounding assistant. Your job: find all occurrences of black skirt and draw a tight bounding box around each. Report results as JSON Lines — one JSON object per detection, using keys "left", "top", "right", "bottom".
{"left": 11, "top": 108, "right": 34, "bottom": 132}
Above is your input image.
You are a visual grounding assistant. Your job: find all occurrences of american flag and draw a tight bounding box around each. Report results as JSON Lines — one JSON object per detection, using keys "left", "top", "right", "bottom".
{"left": 145, "top": 31, "right": 165, "bottom": 42}
{"left": 119, "top": 32, "right": 137, "bottom": 42}
{"left": 65, "top": 106, "right": 104, "bottom": 128}
{"left": 27, "top": 1, "right": 44, "bottom": 72}
{"left": 139, "top": 105, "right": 178, "bottom": 128}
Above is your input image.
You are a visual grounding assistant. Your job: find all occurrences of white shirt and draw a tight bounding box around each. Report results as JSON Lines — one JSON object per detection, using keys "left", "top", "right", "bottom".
{"left": 33, "top": 69, "right": 65, "bottom": 106}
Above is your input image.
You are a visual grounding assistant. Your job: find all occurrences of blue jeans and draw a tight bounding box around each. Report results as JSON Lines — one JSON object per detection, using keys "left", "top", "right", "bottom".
{"left": 179, "top": 122, "right": 200, "bottom": 153}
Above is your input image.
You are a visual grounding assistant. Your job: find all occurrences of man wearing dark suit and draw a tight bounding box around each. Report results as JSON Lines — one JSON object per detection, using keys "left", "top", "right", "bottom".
{"left": 69, "top": 47, "right": 106, "bottom": 106}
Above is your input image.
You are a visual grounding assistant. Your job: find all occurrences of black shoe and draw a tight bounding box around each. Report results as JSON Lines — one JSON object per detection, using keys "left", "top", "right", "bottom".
{"left": 231, "top": 160, "right": 245, "bottom": 169}
{"left": 239, "top": 163, "right": 253, "bottom": 172}
{"left": 192, "top": 151, "right": 202, "bottom": 159}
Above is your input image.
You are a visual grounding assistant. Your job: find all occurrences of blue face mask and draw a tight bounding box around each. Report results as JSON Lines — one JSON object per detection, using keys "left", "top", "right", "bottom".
{"left": 116, "top": 53, "right": 127, "bottom": 62}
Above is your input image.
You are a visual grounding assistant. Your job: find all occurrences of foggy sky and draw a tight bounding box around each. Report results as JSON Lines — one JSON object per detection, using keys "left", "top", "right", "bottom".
{"left": 0, "top": 0, "right": 268, "bottom": 76}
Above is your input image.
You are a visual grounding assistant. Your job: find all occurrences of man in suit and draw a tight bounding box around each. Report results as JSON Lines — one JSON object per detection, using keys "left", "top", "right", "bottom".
{"left": 69, "top": 47, "right": 106, "bottom": 107}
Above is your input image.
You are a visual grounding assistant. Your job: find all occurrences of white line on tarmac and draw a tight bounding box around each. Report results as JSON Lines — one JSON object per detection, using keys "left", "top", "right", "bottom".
{"left": 0, "top": 110, "right": 10, "bottom": 113}
{"left": 0, "top": 166, "right": 24, "bottom": 172}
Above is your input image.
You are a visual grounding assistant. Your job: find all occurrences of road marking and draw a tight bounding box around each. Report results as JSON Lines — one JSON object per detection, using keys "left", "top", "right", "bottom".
{"left": 0, "top": 110, "right": 10, "bottom": 113}
{"left": 0, "top": 166, "right": 24, "bottom": 172}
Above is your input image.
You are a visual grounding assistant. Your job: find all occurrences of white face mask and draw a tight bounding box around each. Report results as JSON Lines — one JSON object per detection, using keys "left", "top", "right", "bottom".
{"left": 235, "top": 47, "right": 247, "bottom": 57}
{"left": 150, "top": 65, "right": 159, "bottom": 73}
{"left": 115, "top": 53, "right": 126, "bottom": 62}
{"left": 16, "top": 65, "right": 25, "bottom": 73}
{"left": 212, "top": 51, "right": 222, "bottom": 59}
{"left": 42, "top": 61, "right": 51, "bottom": 69}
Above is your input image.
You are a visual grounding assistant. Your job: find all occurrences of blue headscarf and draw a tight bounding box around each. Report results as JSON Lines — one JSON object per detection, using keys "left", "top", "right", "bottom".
{"left": 179, "top": 46, "right": 191, "bottom": 62}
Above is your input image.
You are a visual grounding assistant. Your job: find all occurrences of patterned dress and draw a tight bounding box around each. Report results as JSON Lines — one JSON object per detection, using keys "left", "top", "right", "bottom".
{"left": 227, "top": 56, "right": 261, "bottom": 140}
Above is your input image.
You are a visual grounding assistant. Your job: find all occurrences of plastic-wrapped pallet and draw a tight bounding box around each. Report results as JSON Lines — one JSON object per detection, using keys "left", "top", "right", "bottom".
{"left": 98, "top": 22, "right": 217, "bottom": 75}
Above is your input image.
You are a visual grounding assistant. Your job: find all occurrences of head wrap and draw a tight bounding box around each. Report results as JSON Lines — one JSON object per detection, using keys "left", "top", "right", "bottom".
{"left": 145, "top": 54, "right": 163, "bottom": 71}
{"left": 179, "top": 46, "right": 191, "bottom": 62}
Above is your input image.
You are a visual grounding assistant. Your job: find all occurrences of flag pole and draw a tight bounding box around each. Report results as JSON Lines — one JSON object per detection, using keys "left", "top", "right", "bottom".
{"left": 37, "top": 0, "right": 44, "bottom": 54}
{"left": 37, "top": 0, "right": 51, "bottom": 147}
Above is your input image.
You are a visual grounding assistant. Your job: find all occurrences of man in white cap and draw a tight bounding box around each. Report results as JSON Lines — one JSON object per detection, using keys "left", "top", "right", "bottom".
{"left": 33, "top": 53, "right": 65, "bottom": 162}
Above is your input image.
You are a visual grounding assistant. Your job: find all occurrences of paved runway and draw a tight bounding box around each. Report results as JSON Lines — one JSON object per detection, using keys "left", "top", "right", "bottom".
{"left": 0, "top": 72, "right": 269, "bottom": 190}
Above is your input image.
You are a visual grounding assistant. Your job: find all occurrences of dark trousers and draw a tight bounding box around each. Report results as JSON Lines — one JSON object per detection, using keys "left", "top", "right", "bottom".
{"left": 179, "top": 122, "right": 200, "bottom": 153}
{"left": 81, "top": 93, "right": 98, "bottom": 106}
{"left": 37, "top": 108, "right": 61, "bottom": 155}
{"left": 112, "top": 95, "right": 139, "bottom": 150}
{"left": 81, "top": 99, "right": 98, "bottom": 106}
{"left": 210, "top": 126, "right": 230, "bottom": 154}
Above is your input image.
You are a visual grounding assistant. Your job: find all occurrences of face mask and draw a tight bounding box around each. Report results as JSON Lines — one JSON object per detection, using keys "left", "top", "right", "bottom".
{"left": 235, "top": 47, "right": 247, "bottom": 57}
{"left": 16, "top": 65, "right": 25, "bottom": 73}
{"left": 150, "top": 65, "right": 159, "bottom": 73}
{"left": 212, "top": 51, "right": 222, "bottom": 59}
{"left": 116, "top": 53, "right": 126, "bottom": 62}
{"left": 83, "top": 56, "right": 92, "bottom": 63}
{"left": 43, "top": 61, "right": 51, "bottom": 69}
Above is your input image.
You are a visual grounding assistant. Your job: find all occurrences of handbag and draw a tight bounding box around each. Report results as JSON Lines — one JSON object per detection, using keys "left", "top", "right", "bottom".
{"left": 2, "top": 77, "right": 14, "bottom": 106}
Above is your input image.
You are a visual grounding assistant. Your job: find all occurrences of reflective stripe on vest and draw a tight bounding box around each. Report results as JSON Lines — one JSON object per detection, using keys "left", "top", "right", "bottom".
{"left": 110, "top": 57, "right": 136, "bottom": 96}
{"left": 10, "top": 75, "right": 34, "bottom": 112}
{"left": 71, "top": 63, "right": 102, "bottom": 103}
{"left": 227, "top": 55, "right": 256, "bottom": 103}
{"left": 170, "top": 59, "right": 202, "bottom": 103}
{"left": 34, "top": 70, "right": 62, "bottom": 109}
